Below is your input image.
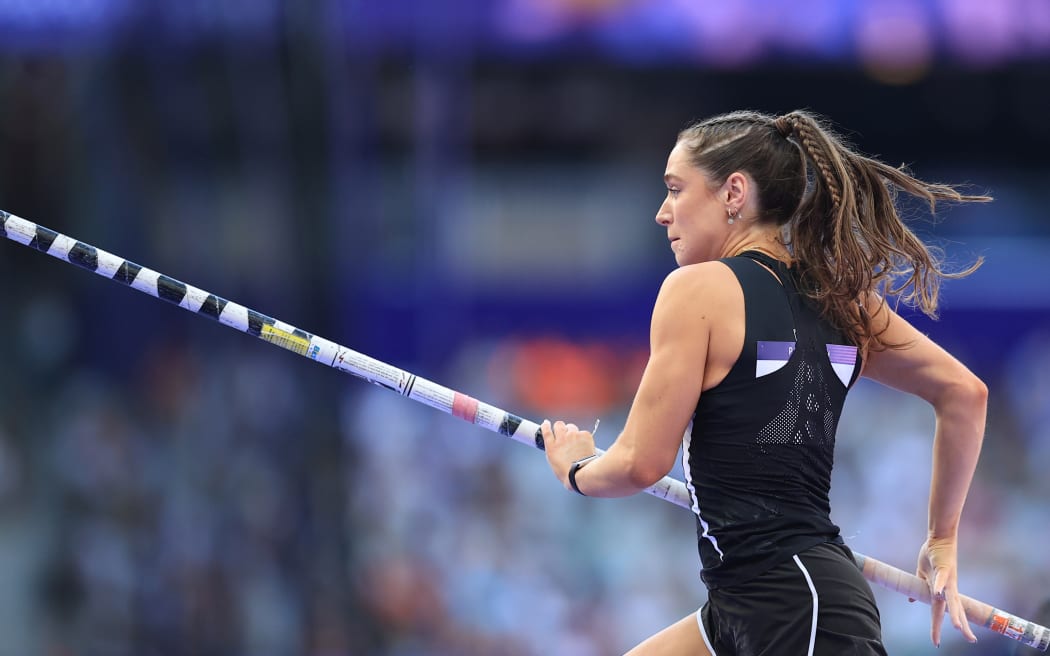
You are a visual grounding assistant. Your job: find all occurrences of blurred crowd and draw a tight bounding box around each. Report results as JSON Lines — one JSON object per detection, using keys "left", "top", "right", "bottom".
{"left": 1, "top": 295, "right": 1049, "bottom": 655}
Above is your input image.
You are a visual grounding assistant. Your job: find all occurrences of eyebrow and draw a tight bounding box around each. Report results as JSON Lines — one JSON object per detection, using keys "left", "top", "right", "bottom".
{"left": 663, "top": 173, "right": 682, "bottom": 183}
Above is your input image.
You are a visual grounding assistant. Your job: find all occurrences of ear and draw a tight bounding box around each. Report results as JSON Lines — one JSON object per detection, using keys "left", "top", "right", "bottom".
{"left": 722, "top": 171, "right": 749, "bottom": 211}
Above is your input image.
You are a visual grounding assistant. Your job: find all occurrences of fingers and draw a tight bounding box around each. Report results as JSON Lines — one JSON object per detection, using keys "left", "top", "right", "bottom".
{"left": 541, "top": 420, "right": 568, "bottom": 488}
{"left": 916, "top": 540, "right": 977, "bottom": 646}
{"left": 925, "top": 568, "right": 977, "bottom": 646}
{"left": 936, "top": 584, "right": 976, "bottom": 645}
{"left": 541, "top": 419, "right": 559, "bottom": 443}
{"left": 930, "top": 588, "right": 945, "bottom": 646}
{"left": 543, "top": 419, "right": 598, "bottom": 491}
{"left": 541, "top": 419, "right": 590, "bottom": 454}
{"left": 929, "top": 567, "right": 950, "bottom": 646}
{"left": 947, "top": 589, "right": 977, "bottom": 643}
{"left": 930, "top": 566, "right": 948, "bottom": 604}
{"left": 542, "top": 419, "right": 584, "bottom": 443}
{"left": 936, "top": 566, "right": 977, "bottom": 644}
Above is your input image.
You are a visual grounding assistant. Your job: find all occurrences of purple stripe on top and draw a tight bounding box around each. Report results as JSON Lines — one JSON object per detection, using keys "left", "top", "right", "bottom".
{"left": 757, "top": 340, "right": 795, "bottom": 360}
{"left": 826, "top": 344, "right": 858, "bottom": 365}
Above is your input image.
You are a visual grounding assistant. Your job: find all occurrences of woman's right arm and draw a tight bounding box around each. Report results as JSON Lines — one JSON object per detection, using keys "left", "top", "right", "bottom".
{"left": 860, "top": 300, "right": 987, "bottom": 647}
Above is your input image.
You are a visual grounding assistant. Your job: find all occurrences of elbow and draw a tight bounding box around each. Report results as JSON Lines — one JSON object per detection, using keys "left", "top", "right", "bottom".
{"left": 969, "top": 376, "right": 989, "bottom": 406}
{"left": 955, "top": 373, "right": 988, "bottom": 407}
{"left": 623, "top": 455, "right": 674, "bottom": 490}
{"left": 607, "top": 428, "right": 677, "bottom": 491}
{"left": 933, "top": 371, "right": 987, "bottom": 409}
{"left": 933, "top": 373, "right": 988, "bottom": 441}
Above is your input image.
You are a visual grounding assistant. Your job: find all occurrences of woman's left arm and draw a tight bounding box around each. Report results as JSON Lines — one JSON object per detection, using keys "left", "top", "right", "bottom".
{"left": 543, "top": 263, "right": 719, "bottom": 497}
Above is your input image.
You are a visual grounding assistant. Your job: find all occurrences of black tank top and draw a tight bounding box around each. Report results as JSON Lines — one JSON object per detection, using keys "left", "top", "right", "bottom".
{"left": 685, "top": 251, "right": 862, "bottom": 589}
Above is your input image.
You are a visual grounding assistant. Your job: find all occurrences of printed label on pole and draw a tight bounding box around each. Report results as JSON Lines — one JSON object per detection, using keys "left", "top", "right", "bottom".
{"left": 407, "top": 379, "right": 455, "bottom": 413}
{"left": 334, "top": 349, "right": 405, "bottom": 390}
{"left": 261, "top": 324, "right": 311, "bottom": 356}
{"left": 473, "top": 403, "right": 503, "bottom": 432}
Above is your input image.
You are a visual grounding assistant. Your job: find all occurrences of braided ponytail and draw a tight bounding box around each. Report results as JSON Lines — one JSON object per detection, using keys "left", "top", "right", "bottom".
{"left": 775, "top": 110, "right": 991, "bottom": 351}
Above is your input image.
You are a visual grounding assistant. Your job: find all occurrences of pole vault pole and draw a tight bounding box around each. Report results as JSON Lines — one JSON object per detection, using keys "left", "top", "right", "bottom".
{"left": 2, "top": 209, "right": 1047, "bottom": 651}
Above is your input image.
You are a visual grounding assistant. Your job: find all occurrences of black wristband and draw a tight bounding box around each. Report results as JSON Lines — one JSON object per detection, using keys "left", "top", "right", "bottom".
{"left": 568, "top": 454, "right": 600, "bottom": 496}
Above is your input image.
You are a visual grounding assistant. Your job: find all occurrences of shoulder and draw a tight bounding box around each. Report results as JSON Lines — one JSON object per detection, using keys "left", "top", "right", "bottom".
{"left": 656, "top": 261, "right": 740, "bottom": 307}
{"left": 660, "top": 260, "right": 738, "bottom": 293}
{"left": 651, "top": 261, "right": 741, "bottom": 338}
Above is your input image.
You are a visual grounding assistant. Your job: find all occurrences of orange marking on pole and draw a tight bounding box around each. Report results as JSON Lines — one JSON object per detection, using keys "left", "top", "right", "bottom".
{"left": 452, "top": 393, "right": 479, "bottom": 423}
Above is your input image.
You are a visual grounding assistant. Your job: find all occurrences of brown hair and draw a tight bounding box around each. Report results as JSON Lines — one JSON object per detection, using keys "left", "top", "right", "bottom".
{"left": 677, "top": 109, "right": 991, "bottom": 351}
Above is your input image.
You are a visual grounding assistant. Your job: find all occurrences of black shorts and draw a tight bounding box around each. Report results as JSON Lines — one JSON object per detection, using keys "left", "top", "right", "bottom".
{"left": 697, "top": 542, "right": 887, "bottom": 656}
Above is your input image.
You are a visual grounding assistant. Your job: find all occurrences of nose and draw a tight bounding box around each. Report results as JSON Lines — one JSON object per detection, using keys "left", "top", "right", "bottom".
{"left": 655, "top": 197, "right": 672, "bottom": 226}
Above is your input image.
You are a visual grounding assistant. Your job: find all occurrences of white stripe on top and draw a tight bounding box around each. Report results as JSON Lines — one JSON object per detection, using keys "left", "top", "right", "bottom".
{"left": 681, "top": 420, "right": 724, "bottom": 561}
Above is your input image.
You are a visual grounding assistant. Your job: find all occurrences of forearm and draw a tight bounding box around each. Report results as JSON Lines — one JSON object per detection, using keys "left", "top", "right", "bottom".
{"left": 571, "top": 438, "right": 667, "bottom": 499}
{"left": 928, "top": 379, "right": 987, "bottom": 538}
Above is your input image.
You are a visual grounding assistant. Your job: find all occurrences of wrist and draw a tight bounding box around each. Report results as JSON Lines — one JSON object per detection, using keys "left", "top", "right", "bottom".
{"left": 568, "top": 454, "right": 600, "bottom": 495}
{"left": 927, "top": 527, "right": 959, "bottom": 542}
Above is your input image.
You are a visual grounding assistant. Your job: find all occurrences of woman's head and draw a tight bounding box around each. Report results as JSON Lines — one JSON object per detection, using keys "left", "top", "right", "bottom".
{"left": 665, "top": 109, "right": 992, "bottom": 351}
{"left": 675, "top": 110, "right": 807, "bottom": 228}
{"left": 656, "top": 139, "right": 760, "bottom": 266}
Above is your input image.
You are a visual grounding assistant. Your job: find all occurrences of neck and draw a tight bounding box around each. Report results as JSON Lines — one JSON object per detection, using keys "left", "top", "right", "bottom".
{"left": 720, "top": 227, "right": 791, "bottom": 262}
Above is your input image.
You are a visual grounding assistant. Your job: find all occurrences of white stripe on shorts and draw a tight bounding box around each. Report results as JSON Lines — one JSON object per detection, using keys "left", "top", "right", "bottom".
{"left": 792, "top": 554, "right": 820, "bottom": 656}
{"left": 695, "top": 608, "right": 718, "bottom": 656}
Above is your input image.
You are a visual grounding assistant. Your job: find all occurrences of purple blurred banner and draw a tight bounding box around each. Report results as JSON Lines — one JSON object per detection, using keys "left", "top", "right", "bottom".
{"left": 0, "top": 0, "right": 1046, "bottom": 66}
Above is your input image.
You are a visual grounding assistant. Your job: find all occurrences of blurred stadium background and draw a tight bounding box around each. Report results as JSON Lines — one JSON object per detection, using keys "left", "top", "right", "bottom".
{"left": 0, "top": 1, "right": 1047, "bottom": 654}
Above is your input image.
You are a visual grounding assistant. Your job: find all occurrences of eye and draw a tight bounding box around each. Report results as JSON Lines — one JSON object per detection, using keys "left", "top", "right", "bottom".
{"left": 667, "top": 187, "right": 681, "bottom": 198}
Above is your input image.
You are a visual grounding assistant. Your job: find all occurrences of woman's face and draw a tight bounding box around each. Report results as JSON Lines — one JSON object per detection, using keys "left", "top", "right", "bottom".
{"left": 655, "top": 140, "right": 731, "bottom": 267}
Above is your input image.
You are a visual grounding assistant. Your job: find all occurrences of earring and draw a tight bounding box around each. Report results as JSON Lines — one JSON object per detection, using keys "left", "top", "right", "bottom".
{"left": 727, "top": 208, "right": 737, "bottom": 225}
